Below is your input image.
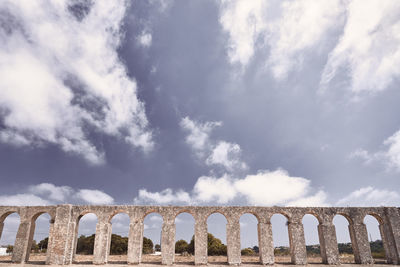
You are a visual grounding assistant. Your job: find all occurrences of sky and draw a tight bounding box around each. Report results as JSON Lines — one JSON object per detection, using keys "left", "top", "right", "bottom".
{"left": 0, "top": 0, "right": 400, "bottom": 251}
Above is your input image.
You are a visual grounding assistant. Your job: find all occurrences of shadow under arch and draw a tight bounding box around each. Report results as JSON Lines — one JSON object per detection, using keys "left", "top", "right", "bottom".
{"left": 0, "top": 211, "right": 20, "bottom": 263}
{"left": 239, "top": 213, "right": 259, "bottom": 264}
{"left": 142, "top": 212, "right": 163, "bottom": 264}
{"left": 302, "top": 213, "right": 322, "bottom": 264}
{"left": 332, "top": 214, "right": 354, "bottom": 264}
{"left": 207, "top": 212, "right": 228, "bottom": 264}
{"left": 271, "top": 213, "right": 290, "bottom": 263}
{"left": 175, "top": 212, "right": 195, "bottom": 265}
{"left": 73, "top": 212, "right": 98, "bottom": 264}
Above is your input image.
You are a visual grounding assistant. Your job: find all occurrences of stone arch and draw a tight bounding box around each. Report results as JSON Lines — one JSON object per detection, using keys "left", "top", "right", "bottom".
{"left": 363, "top": 214, "right": 386, "bottom": 263}
{"left": 332, "top": 213, "right": 354, "bottom": 263}
{"left": 270, "top": 213, "right": 291, "bottom": 263}
{"left": 207, "top": 212, "right": 228, "bottom": 263}
{"left": 301, "top": 213, "right": 322, "bottom": 262}
{"left": 26, "top": 212, "right": 53, "bottom": 263}
{"left": 239, "top": 212, "right": 259, "bottom": 263}
{"left": 73, "top": 212, "right": 99, "bottom": 263}
{"left": 142, "top": 212, "right": 163, "bottom": 263}
{"left": 0, "top": 211, "right": 20, "bottom": 261}
{"left": 174, "top": 211, "right": 195, "bottom": 264}
{"left": 174, "top": 209, "right": 196, "bottom": 220}
{"left": 108, "top": 212, "right": 130, "bottom": 262}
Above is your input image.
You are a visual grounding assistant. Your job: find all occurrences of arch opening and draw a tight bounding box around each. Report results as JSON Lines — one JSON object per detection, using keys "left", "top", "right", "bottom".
{"left": 26, "top": 213, "right": 51, "bottom": 264}
{"left": 108, "top": 212, "right": 130, "bottom": 264}
{"left": 73, "top": 213, "right": 98, "bottom": 264}
{"left": 142, "top": 212, "right": 163, "bottom": 263}
{"left": 302, "top": 214, "right": 321, "bottom": 263}
{"left": 333, "top": 214, "right": 354, "bottom": 264}
{"left": 271, "top": 213, "right": 290, "bottom": 264}
{"left": 0, "top": 212, "right": 20, "bottom": 262}
{"left": 207, "top": 212, "right": 227, "bottom": 264}
{"left": 364, "top": 214, "right": 386, "bottom": 263}
{"left": 175, "top": 212, "right": 195, "bottom": 264}
{"left": 240, "top": 213, "right": 259, "bottom": 264}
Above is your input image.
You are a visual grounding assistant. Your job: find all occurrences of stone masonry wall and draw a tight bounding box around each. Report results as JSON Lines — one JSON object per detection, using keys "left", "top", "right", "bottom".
{"left": 0, "top": 205, "right": 399, "bottom": 265}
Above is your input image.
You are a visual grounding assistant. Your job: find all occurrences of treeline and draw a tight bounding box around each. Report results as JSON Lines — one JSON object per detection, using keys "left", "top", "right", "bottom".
{"left": 6, "top": 235, "right": 385, "bottom": 259}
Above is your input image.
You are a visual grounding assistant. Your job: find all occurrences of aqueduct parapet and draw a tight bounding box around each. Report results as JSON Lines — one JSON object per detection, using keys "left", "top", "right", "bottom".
{"left": 0, "top": 205, "right": 399, "bottom": 265}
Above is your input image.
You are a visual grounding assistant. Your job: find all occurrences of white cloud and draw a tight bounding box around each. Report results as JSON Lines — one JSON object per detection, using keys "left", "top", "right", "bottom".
{"left": 219, "top": 0, "right": 267, "bottom": 67}
{"left": 0, "top": 183, "right": 114, "bottom": 205}
{"left": 337, "top": 186, "right": 400, "bottom": 206}
{"left": 219, "top": 0, "right": 344, "bottom": 79}
{"left": 0, "top": 193, "right": 50, "bottom": 206}
{"left": 0, "top": 0, "right": 153, "bottom": 164}
{"left": 137, "top": 31, "right": 152, "bottom": 47}
{"left": 28, "top": 183, "right": 73, "bottom": 202}
{"left": 180, "top": 117, "right": 221, "bottom": 157}
{"left": 383, "top": 129, "right": 400, "bottom": 170}
{"left": 286, "top": 190, "right": 328, "bottom": 207}
{"left": 75, "top": 189, "right": 114, "bottom": 205}
{"left": 234, "top": 169, "right": 320, "bottom": 206}
{"left": 193, "top": 174, "right": 237, "bottom": 204}
{"left": 321, "top": 0, "right": 400, "bottom": 94}
{"left": 134, "top": 188, "right": 191, "bottom": 205}
{"left": 206, "top": 141, "right": 247, "bottom": 171}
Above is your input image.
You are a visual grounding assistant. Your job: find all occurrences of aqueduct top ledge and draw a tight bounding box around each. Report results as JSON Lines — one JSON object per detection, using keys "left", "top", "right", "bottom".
{"left": 0, "top": 205, "right": 398, "bottom": 225}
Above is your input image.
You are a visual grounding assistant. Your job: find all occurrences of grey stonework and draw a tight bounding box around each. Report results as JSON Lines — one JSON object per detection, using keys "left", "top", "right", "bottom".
{"left": 1, "top": 205, "right": 400, "bottom": 265}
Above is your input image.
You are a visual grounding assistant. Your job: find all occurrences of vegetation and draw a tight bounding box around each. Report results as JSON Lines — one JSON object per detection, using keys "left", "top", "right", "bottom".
{"left": 175, "top": 239, "right": 189, "bottom": 254}
{"left": 241, "top": 247, "right": 256, "bottom": 256}
{"left": 142, "top": 237, "right": 154, "bottom": 254}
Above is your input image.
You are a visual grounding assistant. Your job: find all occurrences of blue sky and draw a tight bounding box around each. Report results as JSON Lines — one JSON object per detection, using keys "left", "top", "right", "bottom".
{"left": 0, "top": 0, "right": 399, "bottom": 249}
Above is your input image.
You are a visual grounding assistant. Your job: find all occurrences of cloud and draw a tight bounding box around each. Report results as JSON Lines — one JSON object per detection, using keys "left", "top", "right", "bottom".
{"left": 336, "top": 186, "right": 400, "bottom": 206}
{"left": 0, "top": 0, "right": 153, "bottom": 164}
{"left": 193, "top": 174, "right": 237, "bottom": 204}
{"left": 320, "top": 0, "right": 400, "bottom": 94}
{"left": 134, "top": 169, "right": 327, "bottom": 206}
{"left": 206, "top": 141, "right": 247, "bottom": 171}
{"left": 180, "top": 116, "right": 221, "bottom": 157}
{"left": 75, "top": 189, "right": 114, "bottom": 205}
{"left": 0, "top": 183, "right": 114, "bottom": 205}
{"left": 219, "top": 0, "right": 344, "bottom": 78}
{"left": 383, "top": 129, "right": 400, "bottom": 170}
{"left": 134, "top": 188, "right": 191, "bottom": 205}
{"left": 137, "top": 31, "right": 152, "bottom": 47}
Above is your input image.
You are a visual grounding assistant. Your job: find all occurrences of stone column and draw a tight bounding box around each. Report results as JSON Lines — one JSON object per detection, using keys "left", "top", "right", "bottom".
{"left": 194, "top": 218, "right": 207, "bottom": 265}
{"left": 258, "top": 221, "right": 274, "bottom": 265}
{"left": 93, "top": 219, "right": 112, "bottom": 264}
{"left": 226, "top": 218, "right": 241, "bottom": 265}
{"left": 161, "top": 219, "right": 175, "bottom": 265}
{"left": 45, "top": 219, "right": 55, "bottom": 264}
{"left": 348, "top": 222, "right": 373, "bottom": 264}
{"left": 318, "top": 222, "right": 339, "bottom": 264}
{"left": 47, "top": 204, "right": 76, "bottom": 265}
{"left": 288, "top": 221, "right": 307, "bottom": 265}
{"left": 0, "top": 221, "right": 4, "bottom": 240}
{"left": 127, "top": 220, "right": 144, "bottom": 264}
{"left": 11, "top": 218, "right": 34, "bottom": 263}
{"left": 383, "top": 208, "right": 400, "bottom": 264}
{"left": 379, "top": 222, "right": 396, "bottom": 264}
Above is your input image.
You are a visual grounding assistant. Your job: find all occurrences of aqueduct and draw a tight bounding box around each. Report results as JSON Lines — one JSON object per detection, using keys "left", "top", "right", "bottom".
{"left": 0, "top": 205, "right": 399, "bottom": 265}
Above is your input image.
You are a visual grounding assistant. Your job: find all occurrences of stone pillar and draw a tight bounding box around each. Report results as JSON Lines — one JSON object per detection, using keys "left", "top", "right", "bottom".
{"left": 93, "top": 219, "right": 112, "bottom": 264}
{"left": 45, "top": 219, "right": 55, "bottom": 264}
{"left": 379, "top": 222, "right": 396, "bottom": 264}
{"left": 11, "top": 218, "right": 34, "bottom": 263}
{"left": 47, "top": 204, "right": 76, "bottom": 265}
{"left": 194, "top": 219, "right": 207, "bottom": 265}
{"left": 348, "top": 222, "right": 373, "bottom": 264}
{"left": 383, "top": 208, "right": 400, "bottom": 264}
{"left": 288, "top": 221, "right": 307, "bottom": 265}
{"left": 226, "top": 218, "right": 241, "bottom": 265}
{"left": 318, "top": 222, "right": 339, "bottom": 264}
{"left": 258, "top": 221, "right": 274, "bottom": 264}
{"left": 127, "top": 220, "right": 144, "bottom": 264}
{"left": 161, "top": 219, "right": 175, "bottom": 265}
{"left": 0, "top": 221, "right": 4, "bottom": 240}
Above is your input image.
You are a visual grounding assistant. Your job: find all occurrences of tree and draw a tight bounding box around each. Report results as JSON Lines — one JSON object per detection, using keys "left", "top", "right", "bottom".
{"left": 155, "top": 244, "right": 161, "bottom": 252}
{"left": 110, "top": 234, "right": 128, "bottom": 255}
{"left": 241, "top": 248, "right": 255, "bottom": 256}
{"left": 6, "top": 245, "right": 13, "bottom": 254}
{"left": 38, "top": 237, "right": 48, "bottom": 251}
{"left": 207, "top": 233, "right": 227, "bottom": 256}
{"left": 76, "top": 234, "right": 95, "bottom": 254}
{"left": 31, "top": 240, "right": 39, "bottom": 253}
{"left": 175, "top": 239, "right": 189, "bottom": 254}
{"left": 143, "top": 237, "right": 154, "bottom": 254}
